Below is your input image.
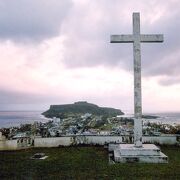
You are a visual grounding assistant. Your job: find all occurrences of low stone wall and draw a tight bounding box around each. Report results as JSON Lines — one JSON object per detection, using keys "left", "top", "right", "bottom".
{"left": 34, "top": 137, "right": 72, "bottom": 147}
{"left": 34, "top": 135, "right": 177, "bottom": 147}
{"left": 83, "top": 136, "right": 122, "bottom": 145}
{"left": 34, "top": 136, "right": 122, "bottom": 147}
{"left": 0, "top": 139, "right": 18, "bottom": 150}
{"left": 143, "top": 135, "right": 177, "bottom": 145}
{"left": 0, "top": 135, "right": 178, "bottom": 150}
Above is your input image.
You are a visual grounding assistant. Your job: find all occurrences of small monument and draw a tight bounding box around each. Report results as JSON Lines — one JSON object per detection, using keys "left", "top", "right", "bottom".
{"left": 110, "top": 12, "right": 168, "bottom": 163}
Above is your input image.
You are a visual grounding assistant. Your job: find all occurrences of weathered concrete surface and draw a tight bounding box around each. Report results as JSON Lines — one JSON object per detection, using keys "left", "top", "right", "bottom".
{"left": 111, "top": 12, "right": 163, "bottom": 148}
{"left": 34, "top": 137, "right": 72, "bottom": 147}
{"left": 0, "top": 132, "right": 5, "bottom": 141}
{"left": 77, "top": 135, "right": 122, "bottom": 145}
{"left": 110, "top": 12, "right": 167, "bottom": 163}
{"left": 0, "top": 139, "right": 18, "bottom": 150}
{"left": 113, "top": 144, "right": 168, "bottom": 163}
{"left": 0, "top": 132, "right": 17, "bottom": 150}
{"left": 143, "top": 135, "right": 178, "bottom": 145}
{"left": 116, "top": 144, "right": 160, "bottom": 156}
{"left": 34, "top": 135, "right": 122, "bottom": 147}
{"left": 0, "top": 135, "right": 178, "bottom": 150}
{"left": 134, "top": 118, "right": 142, "bottom": 147}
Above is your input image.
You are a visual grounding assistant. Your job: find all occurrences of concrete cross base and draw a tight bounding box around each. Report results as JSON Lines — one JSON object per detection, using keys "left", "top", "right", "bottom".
{"left": 110, "top": 144, "right": 168, "bottom": 163}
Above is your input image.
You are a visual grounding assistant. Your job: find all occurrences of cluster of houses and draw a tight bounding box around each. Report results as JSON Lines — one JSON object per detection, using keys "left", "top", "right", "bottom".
{"left": 0, "top": 113, "right": 179, "bottom": 151}
{"left": 0, "top": 113, "right": 179, "bottom": 141}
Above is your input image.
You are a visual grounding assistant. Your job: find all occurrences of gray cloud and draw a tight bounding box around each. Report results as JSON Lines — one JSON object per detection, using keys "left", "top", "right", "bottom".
{"left": 0, "top": 0, "right": 72, "bottom": 41}
{"left": 59, "top": 1, "right": 180, "bottom": 86}
{"left": 61, "top": 3, "right": 133, "bottom": 70}
{"left": 142, "top": 12, "right": 180, "bottom": 78}
{"left": 159, "top": 76, "right": 180, "bottom": 86}
{"left": 0, "top": 88, "right": 70, "bottom": 110}
{"left": 0, "top": 89, "right": 53, "bottom": 104}
{"left": 0, "top": 0, "right": 180, "bottom": 86}
{"left": 1, "top": 0, "right": 180, "bottom": 112}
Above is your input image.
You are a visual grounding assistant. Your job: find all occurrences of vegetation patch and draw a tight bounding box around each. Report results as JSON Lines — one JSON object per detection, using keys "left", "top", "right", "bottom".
{"left": 42, "top": 101, "right": 124, "bottom": 118}
{"left": 0, "top": 145, "right": 179, "bottom": 179}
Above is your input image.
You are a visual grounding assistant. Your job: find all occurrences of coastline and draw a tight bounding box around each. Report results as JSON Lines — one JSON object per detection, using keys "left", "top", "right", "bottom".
{"left": 0, "top": 111, "right": 179, "bottom": 128}
{"left": 0, "top": 111, "right": 50, "bottom": 128}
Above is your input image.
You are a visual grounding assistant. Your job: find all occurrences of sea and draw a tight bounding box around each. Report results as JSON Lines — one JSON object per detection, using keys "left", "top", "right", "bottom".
{"left": 0, "top": 111, "right": 179, "bottom": 128}
{"left": 0, "top": 111, "right": 50, "bottom": 128}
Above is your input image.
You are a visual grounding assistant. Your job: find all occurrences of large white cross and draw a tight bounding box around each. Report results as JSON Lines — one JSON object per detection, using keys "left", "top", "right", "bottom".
{"left": 111, "top": 12, "right": 163, "bottom": 147}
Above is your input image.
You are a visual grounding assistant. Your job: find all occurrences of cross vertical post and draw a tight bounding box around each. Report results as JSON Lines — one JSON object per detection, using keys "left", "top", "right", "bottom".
{"left": 133, "top": 13, "right": 142, "bottom": 147}
{"left": 110, "top": 12, "right": 163, "bottom": 148}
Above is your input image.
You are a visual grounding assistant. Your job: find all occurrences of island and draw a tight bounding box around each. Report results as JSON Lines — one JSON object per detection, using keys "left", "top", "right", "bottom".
{"left": 42, "top": 101, "right": 124, "bottom": 118}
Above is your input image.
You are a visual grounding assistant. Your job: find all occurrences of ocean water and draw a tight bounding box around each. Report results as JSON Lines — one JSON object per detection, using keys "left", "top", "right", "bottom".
{"left": 0, "top": 111, "right": 50, "bottom": 128}
{"left": 150, "top": 112, "right": 180, "bottom": 125}
{"left": 0, "top": 111, "right": 179, "bottom": 128}
{"left": 119, "top": 112, "right": 180, "bottom": 125}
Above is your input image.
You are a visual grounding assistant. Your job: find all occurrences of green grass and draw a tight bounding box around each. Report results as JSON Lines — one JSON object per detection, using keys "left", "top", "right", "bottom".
{"left": 0, "top": 145, "right": 179, "bottom": 179}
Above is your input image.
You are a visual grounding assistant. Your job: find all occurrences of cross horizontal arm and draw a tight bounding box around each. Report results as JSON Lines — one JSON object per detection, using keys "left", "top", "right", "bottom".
{"left": 140, "top": 34, "right": 163, "bottom": 42}
{"left": 111, "top": 35, "right": 134, "bottom": 43}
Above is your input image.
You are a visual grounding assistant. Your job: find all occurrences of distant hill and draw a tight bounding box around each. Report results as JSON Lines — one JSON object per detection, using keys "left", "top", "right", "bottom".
{"left": 42, "top": 101, "right": 124, "bottom": 118}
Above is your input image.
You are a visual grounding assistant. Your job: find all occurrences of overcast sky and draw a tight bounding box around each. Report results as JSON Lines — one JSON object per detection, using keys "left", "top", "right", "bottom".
{"left": 0, "top": 0, "right": 180, "bottom": 113}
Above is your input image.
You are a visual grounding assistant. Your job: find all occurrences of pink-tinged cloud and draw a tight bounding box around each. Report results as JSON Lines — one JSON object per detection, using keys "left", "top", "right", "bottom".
{"left": 0, "top": 0, "right": 180, "bottom": 112}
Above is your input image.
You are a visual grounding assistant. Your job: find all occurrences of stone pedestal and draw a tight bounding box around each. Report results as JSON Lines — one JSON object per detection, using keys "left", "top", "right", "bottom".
{"left": 110, "top": 144, "right": 168, "bottom": 163}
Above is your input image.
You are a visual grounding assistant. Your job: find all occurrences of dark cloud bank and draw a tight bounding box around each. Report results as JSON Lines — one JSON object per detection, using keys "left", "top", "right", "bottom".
{"left": 0, "top": 1, "right": 180, "bottom": 109}
{"left": 0, "top": 0, "right": 179, "bottom": 82}
{"left": 0, "top": 0, "right": 72, "bottom": 41}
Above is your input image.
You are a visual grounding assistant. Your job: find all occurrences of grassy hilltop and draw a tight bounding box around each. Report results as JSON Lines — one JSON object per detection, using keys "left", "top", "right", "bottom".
{"left": 0, "top": 145, "right": 179, "bottom": 179}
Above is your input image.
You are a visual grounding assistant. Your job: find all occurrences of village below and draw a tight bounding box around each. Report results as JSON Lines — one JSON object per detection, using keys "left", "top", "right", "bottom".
{"left": 1, "top": 0, "right": 180, "bottom": 178}
{"left": 0, "top": 102, "right": 179, "bottom": 148}
{"left": 0, "top": 102, "right": 180, "bottom": 178}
